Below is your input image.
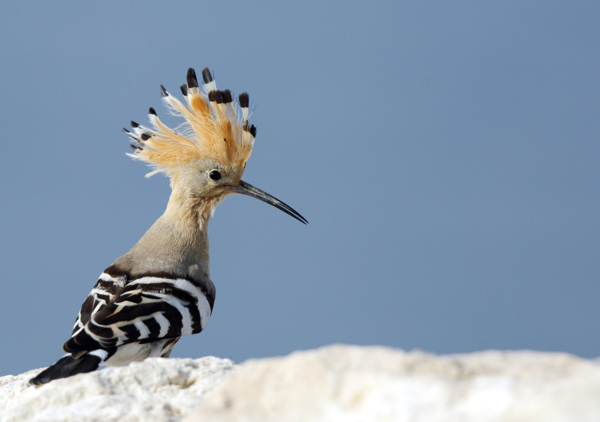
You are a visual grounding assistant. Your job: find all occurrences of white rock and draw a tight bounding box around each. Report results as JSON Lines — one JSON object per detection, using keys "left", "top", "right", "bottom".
{"left": 0, "top": 356, "right": 235, "bottom": 422}
{"left": 2, "top": 345, "right": 600, "bottom": 422}
{"left": 186, "top": 345, "right": 600, "bottom": 422}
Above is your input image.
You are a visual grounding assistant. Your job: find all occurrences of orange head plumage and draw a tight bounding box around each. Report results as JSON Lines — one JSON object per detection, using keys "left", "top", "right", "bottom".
{"left": 125, "top": 68, "right": 255, "bottom": 181}
{"left": 125, "top": 67, "right": 307, "bottom": 224}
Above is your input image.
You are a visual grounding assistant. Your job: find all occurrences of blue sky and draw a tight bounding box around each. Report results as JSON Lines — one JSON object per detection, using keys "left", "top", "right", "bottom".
{"left": 1, "top": 2, "right": 599, "bottom": 376}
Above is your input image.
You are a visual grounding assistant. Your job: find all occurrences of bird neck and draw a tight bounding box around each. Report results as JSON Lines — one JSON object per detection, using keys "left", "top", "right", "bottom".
{"left": 164, "top": 187, "right": 222, "bottom": 233}
{"left": 157, "top": 189, "right": 222, "bottom": 279}
{"left": 114, "top": 188, "right": 219, "bottom": 280}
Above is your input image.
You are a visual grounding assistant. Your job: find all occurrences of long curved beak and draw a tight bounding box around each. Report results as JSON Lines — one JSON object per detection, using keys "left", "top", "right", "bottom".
{"left": 229, "top": 180, "right": 308, "bottom": 224}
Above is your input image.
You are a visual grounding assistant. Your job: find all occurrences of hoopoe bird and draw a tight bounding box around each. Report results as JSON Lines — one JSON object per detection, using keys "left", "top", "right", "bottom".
{"left": 30, "top": 67, "right": 307, "bottom": 385}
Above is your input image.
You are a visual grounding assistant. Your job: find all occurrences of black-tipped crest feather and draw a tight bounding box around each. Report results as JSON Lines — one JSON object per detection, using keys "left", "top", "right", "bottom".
{"left": 201, "top": 67, "right": 213, "bottom": 84}
{"left": 208, "top": 90, "right": 224, "bottom": 104}
{"left": 186, "top": 68, "right": 199, "bottom": 88}
{"left": 238, "top": 92, "right": 249, "bottom": 108}
{"left": 222, "top": 89, "right": 233, "bottom": 104}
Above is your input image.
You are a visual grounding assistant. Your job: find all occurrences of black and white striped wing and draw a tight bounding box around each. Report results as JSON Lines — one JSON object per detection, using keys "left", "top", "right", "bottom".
{"left": 64, "top": 272, "right": 213, "bottom": 356}
{"left": 69, "top": 272, "right": 126, "bottom": 347}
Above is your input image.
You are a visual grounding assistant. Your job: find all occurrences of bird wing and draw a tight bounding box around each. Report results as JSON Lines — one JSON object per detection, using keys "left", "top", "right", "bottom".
{"left": 64, "top": 269, "right": 213, "bottom": 356}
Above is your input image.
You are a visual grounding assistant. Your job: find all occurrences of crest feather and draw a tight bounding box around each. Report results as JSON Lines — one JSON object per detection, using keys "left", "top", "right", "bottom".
{"left": 125, "top": 67, "right": 256, "bottom": 177}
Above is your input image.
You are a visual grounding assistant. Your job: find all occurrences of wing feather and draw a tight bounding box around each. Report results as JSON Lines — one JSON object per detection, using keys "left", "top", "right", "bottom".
{"left": 64, "top": 271, "right": 212, "bottom": 355}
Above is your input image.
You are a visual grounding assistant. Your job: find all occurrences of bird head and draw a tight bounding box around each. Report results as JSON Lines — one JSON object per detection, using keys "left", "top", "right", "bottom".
{"left": 125, "top": 68, "right": 307, "bottom": 224}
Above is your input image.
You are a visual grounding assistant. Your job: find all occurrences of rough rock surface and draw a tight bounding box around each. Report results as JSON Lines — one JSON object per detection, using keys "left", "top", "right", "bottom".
{"left": 2, "top": 345, "right": 600, "bottom": 422}
{"left": 188, "top": 345, "right": 600, "bottom": 422}
{"left": 1, "top": 357, "right": 235, "bottom": 422}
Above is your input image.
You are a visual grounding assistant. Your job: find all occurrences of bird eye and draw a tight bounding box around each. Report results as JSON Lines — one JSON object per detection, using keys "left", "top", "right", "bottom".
{"left": 209, "top": 170, "right": 222, "bottom": 181}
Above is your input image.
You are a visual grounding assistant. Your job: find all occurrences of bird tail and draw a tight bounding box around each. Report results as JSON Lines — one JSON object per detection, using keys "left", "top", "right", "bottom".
{"left": 29, "top": 350, "right": 109, "bottom": 385}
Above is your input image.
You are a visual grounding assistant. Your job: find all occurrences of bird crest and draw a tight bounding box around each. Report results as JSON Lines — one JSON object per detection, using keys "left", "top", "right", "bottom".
{"left": 125, "top": 68, "right": 256, "bottom": 178}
